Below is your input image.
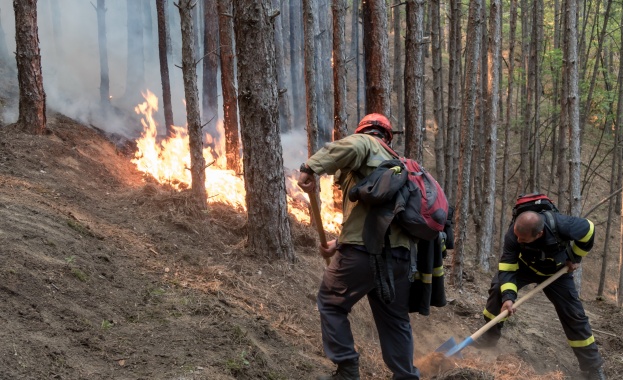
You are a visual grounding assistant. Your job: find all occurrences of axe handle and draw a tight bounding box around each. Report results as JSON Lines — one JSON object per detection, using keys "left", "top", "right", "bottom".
{"left": 471, "top": 266, "right": 568, "bottom": 341}
{"left": 308, "top": 191, "right": 331, "bottom": 266}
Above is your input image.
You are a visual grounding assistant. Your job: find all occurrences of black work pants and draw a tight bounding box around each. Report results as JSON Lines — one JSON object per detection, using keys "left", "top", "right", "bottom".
{"left": 317, "top": 244, "right": 420, "bottom": 380}
{"left": 482, "top": 264, "right": 603, "bottom": 371}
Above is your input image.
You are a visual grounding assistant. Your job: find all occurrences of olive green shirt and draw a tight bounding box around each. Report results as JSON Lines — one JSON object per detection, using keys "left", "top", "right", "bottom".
{"left": 306, "top": 134, "right": 411, "bottom": 249}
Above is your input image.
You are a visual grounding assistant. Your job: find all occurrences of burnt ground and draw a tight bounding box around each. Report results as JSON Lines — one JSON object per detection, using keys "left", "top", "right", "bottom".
{"left": 1, "top": 110, "right": 622, "bottom": 379}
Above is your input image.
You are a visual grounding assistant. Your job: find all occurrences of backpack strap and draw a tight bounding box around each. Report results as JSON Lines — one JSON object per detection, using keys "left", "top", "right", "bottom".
{"left": 543, "top": 211, "right": 575, "bottom": 263}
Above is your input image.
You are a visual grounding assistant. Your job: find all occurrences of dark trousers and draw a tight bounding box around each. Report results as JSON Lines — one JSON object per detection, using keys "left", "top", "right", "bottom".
{"left": 483, "top": 264, "right": 603, "bottom": 371}
{"left": 317, "top": 245, "right": 420, "bottom": 380}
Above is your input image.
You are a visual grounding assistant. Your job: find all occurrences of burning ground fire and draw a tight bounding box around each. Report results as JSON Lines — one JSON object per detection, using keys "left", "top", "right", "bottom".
{"left": 131, "top": 90, "right": 343, "bottom": 234}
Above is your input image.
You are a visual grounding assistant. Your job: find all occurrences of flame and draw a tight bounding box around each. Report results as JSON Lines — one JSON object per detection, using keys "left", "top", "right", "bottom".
{"left": 131, "top": 90, "right": 343, "bottom": 233}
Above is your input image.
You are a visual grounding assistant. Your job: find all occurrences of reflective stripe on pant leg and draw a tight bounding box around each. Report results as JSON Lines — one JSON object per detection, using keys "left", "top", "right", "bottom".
{"left": 541, "top": 273, "right": 604, "bottom": 371}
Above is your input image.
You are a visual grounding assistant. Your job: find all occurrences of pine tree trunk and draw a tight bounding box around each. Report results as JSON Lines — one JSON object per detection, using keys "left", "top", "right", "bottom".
{"left": 392, "top": 6, "right": 404, "bottom": 140}
{"left": 351, "top": 1, "right": 362, "bottom": 123}
{"left": 362, "top": 0, "right": 390, "bottom": 116}
{"left": 273, "top": 0, "right": 293, "bottom": 133}
{"left": 332, "top": 0, "right": 348, "bottom": 141}
{"left": 451, "top": 0, "right": 482, "bottom": 288}
{"left": 317, "top": 0, "right": 333, "bottom": 143}
{"left": 233, "top": 0, "right": 295, "bottom": 261}
{"left": 404, "top": 0, "right": 425, "bottom": 163}
{"left": 178, "top": 0, "right": 208, "bottom": 211}
{"left": 289, "top": 0, "right": 305, "bottom": 127}
{"left": 479, "top": 0, "right": 501, "bottom": 271}
{"left": 519, "top": 0, "right": 530, "bottom": 191}
{"left": 96, "top": 0, "right": 111, "bottom": 111}
{"left": 13, "top": 0, "right": 46, "bottom": 134}
{"left": 202, "top": 0, "right": 219, "bottom": 136}
{"left": 156, "top": 0, "right": 175, "bottom": 138}
{"left": 431, "top": 0, "right": 445, "bottom": 185}
{"left": 217, "top": 0, "right": 242, "bottom": 173}
{"left": 302, "top": 0, "right": 320, "bottom": 153}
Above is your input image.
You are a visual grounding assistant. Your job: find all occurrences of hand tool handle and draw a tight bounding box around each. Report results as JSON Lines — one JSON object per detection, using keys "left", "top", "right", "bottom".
{"left": 308, "top": 191, "right": 331, "bottom": 266}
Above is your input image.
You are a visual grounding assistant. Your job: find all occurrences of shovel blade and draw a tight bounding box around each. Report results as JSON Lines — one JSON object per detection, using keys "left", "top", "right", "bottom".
{"left": 435, "top": 337, "right": 463, "bottom": 359}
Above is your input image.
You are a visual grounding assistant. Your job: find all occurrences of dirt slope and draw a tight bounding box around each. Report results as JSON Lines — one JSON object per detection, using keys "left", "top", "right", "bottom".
{"left": 0, "top": 113, "right": 622, "bottom": 380}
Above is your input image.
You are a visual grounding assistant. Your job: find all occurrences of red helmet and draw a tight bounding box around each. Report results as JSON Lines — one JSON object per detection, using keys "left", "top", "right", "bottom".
{"left": 354, "top": 113, "right": 393, "bottom": 142}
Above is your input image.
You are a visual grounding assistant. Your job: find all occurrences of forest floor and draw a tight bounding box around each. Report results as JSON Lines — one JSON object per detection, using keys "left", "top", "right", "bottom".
{"left": 1, "top": 87, "right": 623, "bottom": 379}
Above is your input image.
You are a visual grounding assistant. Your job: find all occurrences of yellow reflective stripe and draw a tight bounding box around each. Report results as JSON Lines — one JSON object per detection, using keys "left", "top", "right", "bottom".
{"left": 433, "top": 266, "right": 444, "bottom": 277}
{"left": 578, "top": 220, "right": 594, "bottom": 243}
{"left": 499, "top": 262, "right": 519, "bottom": 271}
{"left": 519, "top": 256, "right": 558, "bottom": 276}
{"left": 421, "top": 273, "right": 432, "bottom": 284}
{"left": 500, "top": 283, "right": 517, "bottom": 293}
{"left": 483, "top": 308, "right": 507, "bottom": 322}
{"left": 568, "top": 335, "right": 595, "bottom": 348}
{"left": 571, "top": 242, "right": 589, "bottom": 257}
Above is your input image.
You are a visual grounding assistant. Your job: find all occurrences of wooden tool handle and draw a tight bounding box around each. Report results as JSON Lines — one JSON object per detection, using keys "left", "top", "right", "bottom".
{"left": 471, "top": 266, "right": 568, "bottom": 341}
{"left": 308, "top": 191, "right": 331, "bottom": 266}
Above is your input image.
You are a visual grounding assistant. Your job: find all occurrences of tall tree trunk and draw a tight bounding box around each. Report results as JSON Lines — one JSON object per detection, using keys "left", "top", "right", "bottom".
{"left": 203, "top": 0, "right": 219, "bottom": 136}
{"left": 332, "top": 0, "right": 348, "bottom": 140}
{"left": 519, "top": 0, "right": 530, "bottom": 191}
{"left": 500, "top": 0, "right": 517, "bottom": 253}
{"left": 444, "top": 0, "right": 462, "bottom": 204}
{"left": 13, "top": 0, "right": 46, "bottom": 135}
{"left": 362, "top": 0, "right": 390, "bottom": 116}
{"left": 404, "top": 0, "right": 425, "bottom": 163}
{"left": 451, "top": 0, "right": 482, "bottom": 287}
{"left": 178, "top": 0, "right": 208, "bottom": 211}
{"left": 217, "top": 0, "right": 242, "bottom": 173}
{"left": 96, "top": 0, "right": 111, "bottom": 111}
{"left": 156, "top": 0, "right": 175, "bottom": 138}
{"left": 478, "top": 0, "right": 501, "bottom": 271}
{"left": 126, "top": 1, "right": 145, "bottom": 102}
{"left": 302, "top": 0, "right": 320, "bottom": 154}
{"left": 143, "top": 0, "right": 155, "bottom": 62}
{"left": 351, "top": 1, "right": 362, "bottom": 123}
{"left": 565, "top": 0, "right": 583, "bottom": 293}
{"left": 528, "top": 0, "right": 543, "bottom": 192}
{"left": 289, "top": 0, "right": 305, "bottom": 127}
{"left": 558, "top": 0, "right": 570, "bottom": 213}
{"left": 431, "top": 0, "right": 445, "bottom": 185}
{"left": 317, "top": 0, "right": 334, "bottom": 143}
{"left": 392, "top": 5, "right": 403, "bottom": 138}
{"left": 233, "top": 0, "right": 295, "bottom": 261}
{"left": 273, "top": 0, "right": 293, "bottom": 133}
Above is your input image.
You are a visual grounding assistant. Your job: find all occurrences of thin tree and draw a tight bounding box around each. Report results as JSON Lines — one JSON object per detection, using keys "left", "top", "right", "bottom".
{"left": 13, "top": 0, "right": 46, "bottom": 134}
{"left": 273, "top": 0, "right": 293, "bottom": 133}
{"left": 557, "top": 0, "right": 570, "bottom": 214}
{"left": 527, "top": 0, "right": 543, "bottom": 192}
{"left": 451, "top": 0, "right": 482, "bottom": 287}
{"left": 156, "top": 0, "right": 175, "bottom": 138}
{"left": 302, "top": 0, "right": 320, "bottom": 153}
{"left": 519, "top": 0, "right": 530, "bottom": 191}
{"left": 289, "top": 0, "right": 305, "bottom": 126}
{"left": 392, "top": 5, "right": 403, "bottom": 137}
{"left": 362, "top": 0, "right": 390, "bottom": 116}
{"left": 233, "top": 0, "right": 295, "bottom": 260}
{"left": 217, "top": 0, "right": 242, "bottom": 173}
{"left": 431, "top": 0, "right": 445, "bottom": 184}
{"left": 499, "top": 0, "right": 518, "bottom": 252}
{"left": 177, "top": 0, "right": 208, "bottom": 210}
{"left": 478, "top": 0, "right": 501, "bottom": 271}
{"left": 351, "top": 0, "right": 362, "bottom": 122}
{"left": 95, "top": 0, "right": 110, "bottom": 111}
{"left": 404, "top": 0, "right": 425, "bottom": 162}
{"left": 125, "top": 1, "right": 145, "bottom": 102}
{"left": 142, "top": 0, "right": 155, "bottom": 62}
{"left": 565, "top": 0, "right": 583, "bottom": 292}
{"left": 332, "top": 0, "right": 348, "bottom": 140}
{"left": 202, "top": 0, "right": 219, "bottom": 136}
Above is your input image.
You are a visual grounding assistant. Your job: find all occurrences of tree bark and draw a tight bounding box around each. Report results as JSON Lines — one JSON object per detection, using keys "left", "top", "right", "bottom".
{"left": 178, "top": 0, "right": 208, "bottom": 211}
{"left": 233, "top": 0, "right": 295, "bottom": 261}
{"left": 332, "top": 0, "right": 348, "bottom": 141}
{"left": 273, "top": 0, "right": 293, "bottom": 133}
{"left": 203, "top": 0, "right": 219, "bottom": 136}
{"left": 451, "top": 0, "right": 482, "bottom": 288}
{"left": 13, "top": 0, "right": 46, "bottom": 134}
{"left": 96, "top": 0, "right": 110, "bottom": 111}
{"left": 217, "top": 0, "right": 242, "bottom": 173}
{"left": 362, "top": 0, "right": 390, "bottom": 116}
{"left": 302, "top": 0, "right": 320, "bottom": 154}
{"left": 404, "top": 0, "right": 425, "bottom": 163}
{"left": 289, "top": 0, "right": 305, "bottom": 127}
{"left": 431, "top": 0, "right": 445, "bottom": 184}
{"left": 156, "top": 0, "right": 175, "bottom": 138}
{"left": 392, "top": 6, "right": 404, "bottom": 142}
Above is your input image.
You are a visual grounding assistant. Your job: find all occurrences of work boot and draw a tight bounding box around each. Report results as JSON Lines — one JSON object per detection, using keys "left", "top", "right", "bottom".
{"left": 585, "top": 366, "right": 607, "bottom": 380}
{"left": 317, "top": 359, "right": 360, "bottom": 380}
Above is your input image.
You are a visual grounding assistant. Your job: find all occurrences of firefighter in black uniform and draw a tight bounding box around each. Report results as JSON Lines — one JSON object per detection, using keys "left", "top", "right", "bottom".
{"left": 477, "top": 211, "right": 606, "bottom": 380}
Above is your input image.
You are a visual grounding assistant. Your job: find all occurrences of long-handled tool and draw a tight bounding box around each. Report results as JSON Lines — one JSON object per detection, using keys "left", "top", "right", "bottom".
{"left": 308, "top": 191, "right": 331, "bottom": 266}
{"left": 437, "top": 266, "right": 569, "bottom": 357}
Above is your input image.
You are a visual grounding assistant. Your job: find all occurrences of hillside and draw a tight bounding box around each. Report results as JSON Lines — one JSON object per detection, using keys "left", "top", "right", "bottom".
{"left": 1, "top": 104, "right": 623, "bottom": 378}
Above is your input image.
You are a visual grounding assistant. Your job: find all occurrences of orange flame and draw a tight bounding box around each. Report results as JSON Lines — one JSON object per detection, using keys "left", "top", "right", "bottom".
{"left": 132, "top": 90, "right": 343, "bottom": 233}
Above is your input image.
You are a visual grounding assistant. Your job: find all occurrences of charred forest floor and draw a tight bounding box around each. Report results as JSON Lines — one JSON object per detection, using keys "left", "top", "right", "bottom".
{"left": 1, "top": 80, "right": 623, "bottom": 379}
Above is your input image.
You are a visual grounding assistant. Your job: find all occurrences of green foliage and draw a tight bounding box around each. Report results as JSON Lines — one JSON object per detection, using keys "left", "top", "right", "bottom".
{"left": 225, "top": 350, "right": 250, "bottom": 375}
{"left": 71, "top": 268, "right": 88, "bottom": 282}
{"left": 101, "top": 320, "right": 114, "bottom": 330}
